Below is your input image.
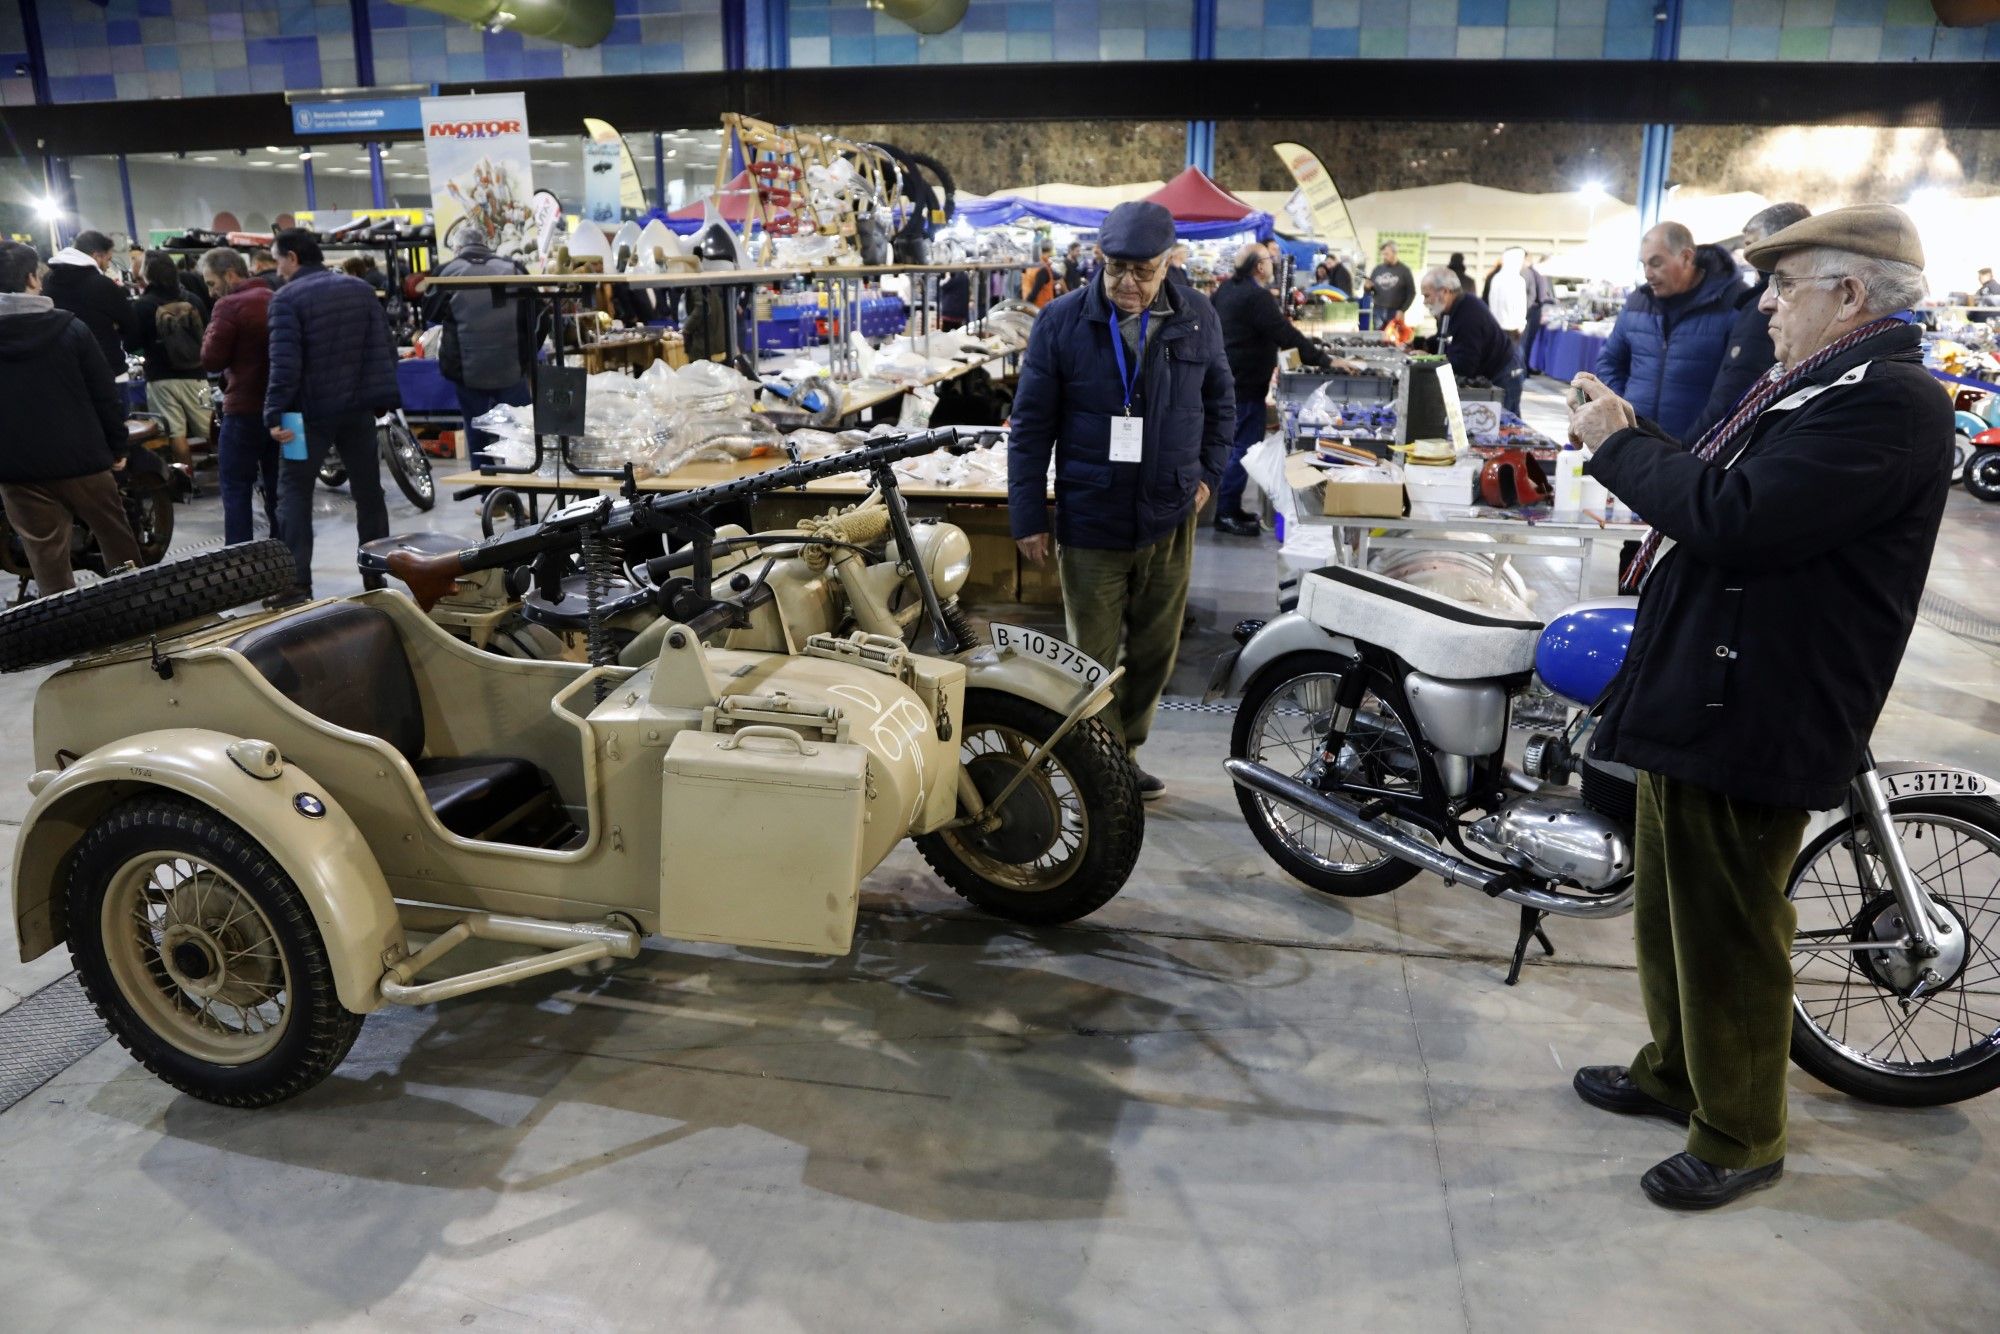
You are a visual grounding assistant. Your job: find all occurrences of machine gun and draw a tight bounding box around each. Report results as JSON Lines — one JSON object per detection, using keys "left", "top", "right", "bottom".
{"left": 387, "top": 426, "right": 999, "bottom": 664}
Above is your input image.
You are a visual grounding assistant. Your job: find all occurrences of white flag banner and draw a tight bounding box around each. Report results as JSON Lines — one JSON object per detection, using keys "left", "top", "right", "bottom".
{"left": 422, "top": 92, "right": 536, "bottom": 261}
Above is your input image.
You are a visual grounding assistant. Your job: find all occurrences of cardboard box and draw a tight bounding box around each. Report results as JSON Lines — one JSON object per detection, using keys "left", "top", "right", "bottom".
{"left": 1285, "top": 452, "right": 1407, "bottom": 519}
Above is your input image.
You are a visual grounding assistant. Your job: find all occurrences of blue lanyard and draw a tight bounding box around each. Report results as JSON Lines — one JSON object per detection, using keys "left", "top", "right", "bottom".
{"left": 1109, "top": 309, "right": 1149, "bottom": 415}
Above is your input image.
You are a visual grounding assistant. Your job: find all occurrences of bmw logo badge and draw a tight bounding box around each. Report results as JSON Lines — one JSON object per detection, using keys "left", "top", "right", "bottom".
{"left": 294, "top": 793, "right": 326, "bottom": 818}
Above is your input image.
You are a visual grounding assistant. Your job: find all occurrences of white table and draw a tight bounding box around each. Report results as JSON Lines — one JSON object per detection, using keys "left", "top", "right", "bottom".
{"left": 1280, "top": 501, "right": 1647, "bottom": 601}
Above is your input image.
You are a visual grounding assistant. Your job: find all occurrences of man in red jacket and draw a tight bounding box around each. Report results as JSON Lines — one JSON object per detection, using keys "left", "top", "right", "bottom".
{"left": 198, "top": 247, "right": 275, "bottom": 546}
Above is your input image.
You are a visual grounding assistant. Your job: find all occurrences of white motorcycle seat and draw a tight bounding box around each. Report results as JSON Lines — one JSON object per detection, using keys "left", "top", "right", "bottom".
{"left": 1298, "top": 565, "right": 1542, "bottom": 680}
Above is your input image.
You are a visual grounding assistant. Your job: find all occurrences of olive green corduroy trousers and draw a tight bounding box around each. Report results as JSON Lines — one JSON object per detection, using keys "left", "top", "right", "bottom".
{"left": 1625, "top": 770, "right": 1811, "bottom": 1170}
{"left": 1056, "top": 512, "right": 1197, "bottom": 754}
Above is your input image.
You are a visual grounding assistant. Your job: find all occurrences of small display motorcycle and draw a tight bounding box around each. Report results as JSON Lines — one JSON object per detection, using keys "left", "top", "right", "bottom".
{"left": 1217, "top": 566, "right": 2000, "bottom": 1107}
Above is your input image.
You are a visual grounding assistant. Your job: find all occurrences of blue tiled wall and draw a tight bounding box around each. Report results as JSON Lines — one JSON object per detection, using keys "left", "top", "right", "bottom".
{"left": 24, "top": 0, "right": 2000, "bottom": 106}
{"left": 788, "top": 1, "right": 1197, "bottom": 65}
{"left": 366, "top": 0, "right": 725, "bottom": 85}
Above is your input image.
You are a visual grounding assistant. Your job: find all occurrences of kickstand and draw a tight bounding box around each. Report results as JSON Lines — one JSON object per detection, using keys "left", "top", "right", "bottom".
{"left": 1505, "top": 905, "right": 1556, "bottom": 986}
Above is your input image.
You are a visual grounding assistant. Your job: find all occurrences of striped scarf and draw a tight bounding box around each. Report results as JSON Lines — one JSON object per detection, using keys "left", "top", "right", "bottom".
{"left": 1617, "top": 315, "right": 1906, "bottom": 594}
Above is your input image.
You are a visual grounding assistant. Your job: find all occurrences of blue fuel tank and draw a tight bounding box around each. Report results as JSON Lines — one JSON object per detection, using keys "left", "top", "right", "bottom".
{"left": 1536, "top": 598, "right": 1638, "bottom": 707}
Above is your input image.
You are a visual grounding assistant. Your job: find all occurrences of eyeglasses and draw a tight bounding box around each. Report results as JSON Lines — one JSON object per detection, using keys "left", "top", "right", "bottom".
{"left": 1104, "top": 260, "right": 1164, "bottom": 284}
{"left": 1771, "top": 272, "right": 1846, "bottom": 300}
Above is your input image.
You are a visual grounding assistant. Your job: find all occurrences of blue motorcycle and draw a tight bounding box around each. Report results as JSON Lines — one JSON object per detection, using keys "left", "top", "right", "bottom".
{"left": 1218, "top": 566, "right": 2000, "bottom": 1106}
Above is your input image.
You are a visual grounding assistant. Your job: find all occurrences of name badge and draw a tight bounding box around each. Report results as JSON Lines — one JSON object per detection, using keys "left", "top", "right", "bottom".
{"left": 1109, "top": 414, "right": 1144, "bottom": 463}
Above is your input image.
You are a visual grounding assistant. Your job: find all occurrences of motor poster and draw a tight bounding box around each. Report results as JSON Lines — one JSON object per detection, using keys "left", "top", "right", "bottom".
{"left": 421, "top": 92, "right": 536, "bottom": 261}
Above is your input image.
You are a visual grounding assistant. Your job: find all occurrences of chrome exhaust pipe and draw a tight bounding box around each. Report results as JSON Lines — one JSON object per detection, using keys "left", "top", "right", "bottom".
{"left": 1225, "top": 759, "right": 1635, "bottom": 920}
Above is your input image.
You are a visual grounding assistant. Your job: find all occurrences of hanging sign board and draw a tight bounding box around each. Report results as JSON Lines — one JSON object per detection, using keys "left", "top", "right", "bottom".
{"left": 293, "top": 98, "right": 426, "bottom": 136}
{"left": 421, "top": 92, "right": 536, "bottom": 262}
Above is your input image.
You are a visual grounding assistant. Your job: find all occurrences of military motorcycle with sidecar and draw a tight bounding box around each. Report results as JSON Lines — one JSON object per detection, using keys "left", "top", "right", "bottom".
{"left": 1, "top": 428, "right": 1144, "bottom": 1107}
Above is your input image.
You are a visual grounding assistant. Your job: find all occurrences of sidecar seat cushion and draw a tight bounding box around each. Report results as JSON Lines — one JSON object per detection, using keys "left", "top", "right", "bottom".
{"left": 233, "top": 601, "right": 559, "bottom": 843}
{"left": 231, "top": 601, "right": 424, "bottom": 760}
{"left": 411, "top": 755, "right": 551, "bottom": 841}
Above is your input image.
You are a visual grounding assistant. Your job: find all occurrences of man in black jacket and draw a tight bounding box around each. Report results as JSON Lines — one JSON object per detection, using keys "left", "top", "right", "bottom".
{"left": 1566, "top": 205, "right": 1948, "bottom": 1211}
{"left": 0, "top": 241, "right": 143, "bottom": 595}
{"left": 42, "top": 229, "right": 136, "bottom": 377}
{"left": 1211, "top": 244, "right": 1328, "bottom": 535}
{"left": 1367, "top": 241, "right": 1414, "bottom": 331}
{"left": 1682, "top": 202, "right": 1810, "bottom": 443}
{"left": 1418, "top": 267, "right": 1524, "bottom": 413}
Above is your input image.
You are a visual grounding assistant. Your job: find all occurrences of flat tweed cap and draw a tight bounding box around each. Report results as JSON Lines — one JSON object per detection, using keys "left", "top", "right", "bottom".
{"left": 1099, "top": 202, "right": 1177, "bottom": 260}
{"left": 1743, "top": 203, "right": 1924, "bottom": 272}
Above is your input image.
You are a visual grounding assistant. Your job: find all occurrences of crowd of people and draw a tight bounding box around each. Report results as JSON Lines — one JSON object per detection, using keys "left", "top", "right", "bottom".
{"left": 1, "top": 227, "right": 409, "bottom": 604}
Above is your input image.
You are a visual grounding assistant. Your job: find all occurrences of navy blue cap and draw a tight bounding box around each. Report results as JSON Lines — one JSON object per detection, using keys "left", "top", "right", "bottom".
{"left": 1098, "top": 202, "right": 1177, "bottom": 260}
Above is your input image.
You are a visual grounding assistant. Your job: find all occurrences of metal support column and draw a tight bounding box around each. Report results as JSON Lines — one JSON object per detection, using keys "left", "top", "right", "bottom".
{"left": 116, "top": 153, "right": 137, "bottom": 242}
{"left": 369, "top": 143, "right": 388, "bottom": 209}
{"left": 303, "top": 156, "right": 318, "bottom": 212}
{"left": 653, "top": 131, "right": 666, "bottom": 210}
{"left": 1635, "top": 0, "right": 1683, "bottom": 232}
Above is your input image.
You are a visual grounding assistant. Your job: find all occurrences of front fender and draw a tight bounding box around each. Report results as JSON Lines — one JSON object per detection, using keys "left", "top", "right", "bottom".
{"left": 12, "top": 727, "right": 403, "bottom": 1014}
{"left": 954, "top": 642, "right": 1113, "bottom": 721}
{"left": 1210, "top": 611, "right": 1357, "bottom": 701}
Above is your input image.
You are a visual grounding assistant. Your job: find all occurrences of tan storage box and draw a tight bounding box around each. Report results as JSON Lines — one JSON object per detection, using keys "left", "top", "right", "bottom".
{"left": 1285, "top": 452, "right": 1407, "bottom": 519}
{"left": 660, "top": 726, "right": 870, "bottom": 955}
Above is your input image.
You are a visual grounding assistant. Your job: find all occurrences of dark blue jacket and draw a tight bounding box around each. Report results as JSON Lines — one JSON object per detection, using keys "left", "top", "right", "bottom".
{"left": 1008, "top": 276, "right": 1234, "bottom": 550}
{"left": 263, "top": 264, "right": 400, "bottom": 426}
{"left": 1432, "top": 291, "right": 1517, "bottom": 382}
{"left": 1593, "top": 245, "right": 1747, "bottom": 440}
{"left": 1682, "top": 275, "right": 1775, "bottom": 444}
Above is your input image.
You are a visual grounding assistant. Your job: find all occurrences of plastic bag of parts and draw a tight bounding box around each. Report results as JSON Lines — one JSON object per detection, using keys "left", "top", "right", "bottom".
{"left": 870, "top": 348, "right": 934, "bottom": 385}
{"left": 676, "top": 411, "right": 785, "bottom": 463}
{"left": 675, "top": 359, "right": 755, "bottom": 415}
{"left": 468, "top": 405, "right": 547, "bottom": 474}
{"left": 897, "top": 383, "right": 939, "bottom": 430}
{"left": 412, "top": 326, "right": 443, "bottom": 359}
{"left": 891, "top": 439, "right": 1007, "bottom": 492}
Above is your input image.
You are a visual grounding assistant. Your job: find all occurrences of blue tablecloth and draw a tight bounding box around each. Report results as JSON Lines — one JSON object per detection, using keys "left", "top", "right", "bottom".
{"left": 397, "top": 358, "right": 459, "bottom": 414}
{"left": 1533, "top": 328, "right": 1608, "bottom": 382}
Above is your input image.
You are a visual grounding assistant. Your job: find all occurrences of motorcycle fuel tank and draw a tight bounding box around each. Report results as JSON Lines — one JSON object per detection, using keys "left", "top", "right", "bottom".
{"left": 1536, "top": 598, "right": 1637, "bottom": 707}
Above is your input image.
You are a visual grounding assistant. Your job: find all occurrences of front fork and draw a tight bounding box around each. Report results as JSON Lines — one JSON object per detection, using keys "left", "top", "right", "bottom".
{"left": 1842, "top": 766, "right": 1960, "bottom": 1001}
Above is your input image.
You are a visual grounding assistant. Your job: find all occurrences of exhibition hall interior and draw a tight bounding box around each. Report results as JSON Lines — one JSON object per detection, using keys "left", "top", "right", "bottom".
{"left": 2, "top": 1, "right": 1999, "bottom": 1328}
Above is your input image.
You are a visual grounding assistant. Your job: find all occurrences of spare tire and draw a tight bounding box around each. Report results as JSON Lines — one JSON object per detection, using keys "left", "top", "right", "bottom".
{"left": 0, "top": 539, "right": 296, "bottom": 673}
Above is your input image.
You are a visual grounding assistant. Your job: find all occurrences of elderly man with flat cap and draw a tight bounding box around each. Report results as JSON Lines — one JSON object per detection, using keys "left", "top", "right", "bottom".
{"left": 1008, "top": 201, "right": 1234, "bottom": 799}
{"left": 1565, "top": 205, "right": 1951, "bottom": 1210}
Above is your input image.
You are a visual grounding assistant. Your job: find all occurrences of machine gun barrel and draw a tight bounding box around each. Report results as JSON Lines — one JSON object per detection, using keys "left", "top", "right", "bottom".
{"left": 386, "top": 427, "right": 990, "bottom": 611}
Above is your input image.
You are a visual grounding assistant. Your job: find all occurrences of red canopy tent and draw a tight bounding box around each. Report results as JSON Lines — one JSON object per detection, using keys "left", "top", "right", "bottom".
{"left": 1142, "top": 167, "right": 1258, "bottom": 224}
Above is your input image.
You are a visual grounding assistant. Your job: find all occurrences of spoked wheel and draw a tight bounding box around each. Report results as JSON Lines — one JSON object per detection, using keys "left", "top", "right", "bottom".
{"left": 1787, "top": 795, "right": 2000, "bottom": 1106}
{"left": 1231, "top": 652, "right": 1423, "bottom": 897}
{"left": 916, "top": 690, "right": 1142, "bottom": 925}
{"left": 382, "top": 417, "right": 436, "bottom": 511}
{"left": 66, "top": 795, "right": 362, "bottom": 1106}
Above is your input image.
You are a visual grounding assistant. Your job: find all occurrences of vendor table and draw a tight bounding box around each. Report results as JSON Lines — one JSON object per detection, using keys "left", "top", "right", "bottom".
{"left": 1280, "top": 501, "right": 1646, "bottom": 602}
{"left": 1531, "top": 328, "right": 1609, "bottom": 383}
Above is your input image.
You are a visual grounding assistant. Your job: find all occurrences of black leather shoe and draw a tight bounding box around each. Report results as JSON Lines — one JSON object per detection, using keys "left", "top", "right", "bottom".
{"left": 1572, "top": 1066, "right": 1692, "bottom": 1126}
{"left": 1213, "top": 512, "right": 1262, "bottom": 538}
{"left": 1641, "top": 1152, "right": 1783, "bottom": 1210}
{"left": 1136, "top": 769, "right": 1165, "bottom": 801}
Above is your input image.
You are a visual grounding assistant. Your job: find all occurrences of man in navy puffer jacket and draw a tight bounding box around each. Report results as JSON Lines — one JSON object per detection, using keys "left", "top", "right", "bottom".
{"left": 1593, "top": 223, "right": 1747, "bottom": 441}
{"left": 1009, "top": 202, "right": 1233, "bottom": 798}
{"left": 263, "top": 229, "right": 401, "bottom": 604}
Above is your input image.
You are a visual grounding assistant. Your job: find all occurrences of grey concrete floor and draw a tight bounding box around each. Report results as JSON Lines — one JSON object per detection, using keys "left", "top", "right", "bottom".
{"left": 4, "top": 409, "right": 2000, "bottom": 1332}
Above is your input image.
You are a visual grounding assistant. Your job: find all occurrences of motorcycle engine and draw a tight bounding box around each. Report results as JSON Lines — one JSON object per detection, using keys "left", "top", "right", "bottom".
{"left": 1470, "top": 783, "right": 1634, "bottom": 892}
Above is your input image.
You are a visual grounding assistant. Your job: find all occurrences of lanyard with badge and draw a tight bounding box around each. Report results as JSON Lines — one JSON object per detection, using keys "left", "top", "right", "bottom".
{"left": 1108, "top": 309, "right": 1148, "bottom": 463}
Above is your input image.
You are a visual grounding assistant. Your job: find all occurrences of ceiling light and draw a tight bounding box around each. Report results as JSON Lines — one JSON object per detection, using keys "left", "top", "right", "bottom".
{"left": 194, "top": 155, "right": 217, "bottom": 162}
{"left": 264, "top": 145, "right": 287, "bottom": 154}
{"left": 379, "top": 156, "right": 399, "bottom": 164}
{"left": 666, "top": 149, "right": 677, "bottom": 159}
{"left": 298, "top": 152, "right": 318, "bottom": 160}
{"left": 248, "top": 160, "right": 273, "bottom": 167}
{"left": 32, "top": 196, "right": 60, "bottom": 221}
